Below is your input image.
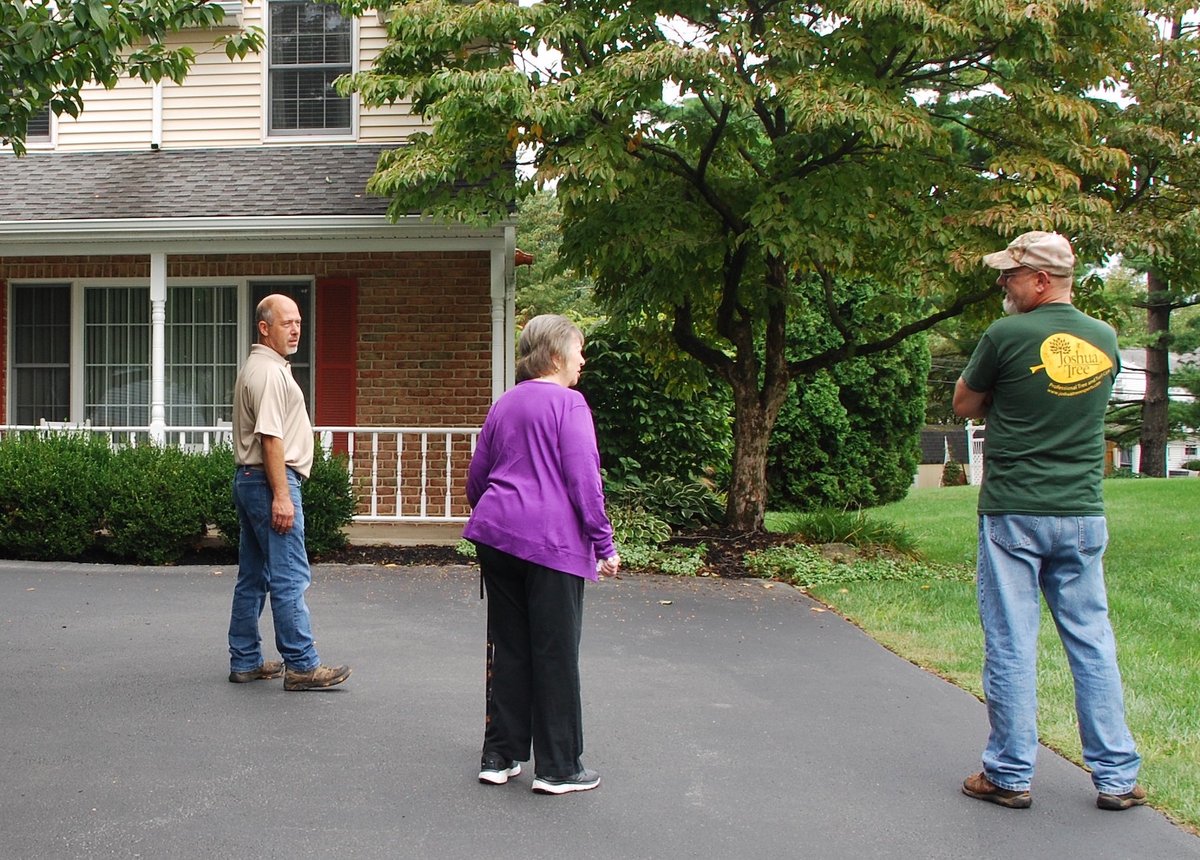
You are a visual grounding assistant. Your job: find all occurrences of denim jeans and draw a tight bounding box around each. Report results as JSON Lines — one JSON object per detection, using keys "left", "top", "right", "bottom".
{"left": 228, "top": 466, "right": 319, "bottom": 673}
{"left": 977, "top": 514, "right": 1140, "bottom": 793}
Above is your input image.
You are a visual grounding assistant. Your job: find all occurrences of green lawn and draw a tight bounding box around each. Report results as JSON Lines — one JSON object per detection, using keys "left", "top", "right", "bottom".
{"left": 807, "top": 480, "right": 1200, "bottom": 832}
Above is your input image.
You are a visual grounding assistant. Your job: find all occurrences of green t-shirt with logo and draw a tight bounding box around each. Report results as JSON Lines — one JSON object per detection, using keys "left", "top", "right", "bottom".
{"left": 961, "top": 303, "right": 1119, "bottom": 515}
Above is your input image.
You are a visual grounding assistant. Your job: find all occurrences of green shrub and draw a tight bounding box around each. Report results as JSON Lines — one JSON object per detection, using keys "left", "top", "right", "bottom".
{"left": 652, "top": 542, "right": 708, "bottom": 576}
{"left": 615, "top": 541, "right": 708, "bottom": 576}
{"left": 941, "top": 459, "right": 968, "bottom": 487}
{"left": 1183, "top": 459, "right": 1200, "bottom": 472}
{"left": 606, "top": 475, "right": 724, "bottom": 528}
{"left": 769, "top": 508, "right": 918, "bottom": 556}
{"left": 0, "top": 432, "right": 111, "bottom": 560}
{"left": 576, "top": 325, "right": 732, "bottom": 486}
{"left": 767, "top": 280, "right": 928, "bottom": 510}
{"left": 745, "top": 543, "right": 972, "bottom": 589}
{"left": 609, "top": 504, "right": 672, "bottom": 549}
{"left": 301, "top": 453, "right": 357, "bottom": 556}
{"left": 195, "top": 445, "right": 239, "bottom": 548}
{"left": 104, "top": 444, "right": 205, "bottom": 564}
{"left": 1107, "top": 468, "right": 1143, "bottom": 479}
{"left": 455, "top": 538, "right": 477, "bottom": 559}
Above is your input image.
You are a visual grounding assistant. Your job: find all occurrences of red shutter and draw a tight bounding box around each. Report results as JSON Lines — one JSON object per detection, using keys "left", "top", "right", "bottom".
{"left": 315, "top": 277, "right": 358, "bottom": 453}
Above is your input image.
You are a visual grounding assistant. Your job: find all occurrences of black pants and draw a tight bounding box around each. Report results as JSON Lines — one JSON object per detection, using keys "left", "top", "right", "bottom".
{"left": 477, "top": 544, "right": 586, "bottom": 778}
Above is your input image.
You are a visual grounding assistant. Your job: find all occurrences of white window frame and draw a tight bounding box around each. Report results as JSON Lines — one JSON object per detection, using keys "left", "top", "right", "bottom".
{"left": 261, "top": 0, "right": 359, "bottom": 142}
{"left": 26, "top": 105, "right": 56, "bottom": 150}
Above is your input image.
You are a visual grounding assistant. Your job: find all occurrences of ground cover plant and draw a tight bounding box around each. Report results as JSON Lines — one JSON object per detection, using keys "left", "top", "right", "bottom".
{"left": 801, "top": 481, "right": 1199, "bottom": 832}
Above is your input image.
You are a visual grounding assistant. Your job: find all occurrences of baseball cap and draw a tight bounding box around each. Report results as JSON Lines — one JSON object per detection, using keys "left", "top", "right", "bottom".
{"left": 982, "top": 231, "right": 1075, "bottom": 276}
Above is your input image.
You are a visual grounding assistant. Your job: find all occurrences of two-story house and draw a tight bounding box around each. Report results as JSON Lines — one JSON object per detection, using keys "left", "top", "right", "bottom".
{"left": 0, "top": 0, "right": 518, "bottom": 525}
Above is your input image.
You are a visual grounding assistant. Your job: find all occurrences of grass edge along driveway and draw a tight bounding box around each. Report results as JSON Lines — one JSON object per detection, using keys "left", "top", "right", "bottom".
{"left": 809, "top": 480, "right": 1200, "bottom": 834}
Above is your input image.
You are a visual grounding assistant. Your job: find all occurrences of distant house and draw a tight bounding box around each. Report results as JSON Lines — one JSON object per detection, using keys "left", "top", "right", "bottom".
{"left": 912, "top": 426, "right": 972, "bottom": 489}
{"left": 1110, "top": 348, "right": 1199, "bottom": 474}
{"left": 1, "top": 1, "right": 519, "bottom": 524}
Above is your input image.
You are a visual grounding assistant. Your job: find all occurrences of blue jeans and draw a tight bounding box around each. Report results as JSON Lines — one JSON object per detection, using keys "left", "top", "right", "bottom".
{"left": 228, "top": 466, "right": 319, "bottom": 672}
{"left": 977, "top": 515, "right": 1140, "bottom": 793}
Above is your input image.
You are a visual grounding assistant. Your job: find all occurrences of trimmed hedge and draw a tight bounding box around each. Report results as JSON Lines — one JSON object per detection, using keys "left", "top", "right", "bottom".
{"left": 104, "top": 444, "right": 206, "bottom": 564}
{"left": 0, "top": 432, "right": 112, "bottom": 560}
{"left": 0, "top": 434, "right": 357, "bottom": 564}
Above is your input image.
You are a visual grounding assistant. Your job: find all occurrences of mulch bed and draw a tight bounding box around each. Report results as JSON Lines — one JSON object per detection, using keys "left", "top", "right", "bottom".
{"left": 166, "top": 528, "right": 803, "bottom": 578}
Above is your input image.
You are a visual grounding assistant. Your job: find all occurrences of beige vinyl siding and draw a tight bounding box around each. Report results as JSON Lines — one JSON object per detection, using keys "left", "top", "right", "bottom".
{"left": 161, "top": 2, "right": 264, "bottom": 147}
{"left": 40, "top": 4, "right": 427, "bottom": 151}
{"left": 357, "top": 19, "right": 424, "bottom": 142}
{"left": 161, "top": 52, "right": 263, "bottom": 148}
{"left": 52, "top": 76, "right": 153, "bottom": 151}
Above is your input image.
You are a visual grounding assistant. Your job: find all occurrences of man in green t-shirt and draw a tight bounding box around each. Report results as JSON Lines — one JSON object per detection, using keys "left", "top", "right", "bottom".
{"left": 953, "top": 231, "right": 1144, "bottom": 812}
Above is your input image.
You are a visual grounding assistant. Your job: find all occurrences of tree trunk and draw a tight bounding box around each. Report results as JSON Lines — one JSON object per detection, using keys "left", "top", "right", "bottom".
{"left": 1139, "top": 270, "right": 1171, "bottom": 477}
{"left": 725, "top": 391, "right": 773, "bottom": 531}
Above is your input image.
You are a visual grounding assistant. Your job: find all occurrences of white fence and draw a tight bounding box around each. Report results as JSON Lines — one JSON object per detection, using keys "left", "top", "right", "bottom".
{"left": 965, "top": 421, "right": 985, "bottom": 485}
{"left": 0, "top": 424, "right": 480, "bottom": 523}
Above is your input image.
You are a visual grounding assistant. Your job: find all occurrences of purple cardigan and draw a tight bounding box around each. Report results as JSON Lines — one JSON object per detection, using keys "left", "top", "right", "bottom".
{"left": 463, "top": 380, "right": 616, "bottom": 580}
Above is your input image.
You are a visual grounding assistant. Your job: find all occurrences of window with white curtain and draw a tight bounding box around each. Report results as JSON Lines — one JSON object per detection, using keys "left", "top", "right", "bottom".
{"left": 166, "top": 285, "right": 240, "bottom": 426}
{"left": 85, "top": 287, "right": 151, "bottom": 426}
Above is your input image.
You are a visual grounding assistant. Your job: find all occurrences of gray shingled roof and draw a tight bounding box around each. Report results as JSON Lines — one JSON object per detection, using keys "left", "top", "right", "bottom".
{"left": 920, "top": 427, "right": 973, "bottom": 464}
{"left": 0, "top": 145, "right": 394, "bottom": 221}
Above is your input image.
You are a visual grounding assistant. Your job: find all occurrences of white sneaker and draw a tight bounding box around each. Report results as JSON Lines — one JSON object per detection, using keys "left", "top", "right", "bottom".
{"left": 478, "top": 753, "right": 521, "bottom": 785}
{"left": 531, "top": 769, "right": 601, "bottom": 794}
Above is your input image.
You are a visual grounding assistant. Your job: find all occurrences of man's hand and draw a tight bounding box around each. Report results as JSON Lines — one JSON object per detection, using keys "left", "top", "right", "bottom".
{"left": 261, "top": 434, "right": 294, "bottom": 534}
{"left": 271, "top": 494, "right": 295, "bottom": 534}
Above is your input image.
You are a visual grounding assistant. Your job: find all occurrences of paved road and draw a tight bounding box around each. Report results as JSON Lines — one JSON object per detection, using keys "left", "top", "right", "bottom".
{"left": 1, "top": 560, "right": 1196, "bottom": 860}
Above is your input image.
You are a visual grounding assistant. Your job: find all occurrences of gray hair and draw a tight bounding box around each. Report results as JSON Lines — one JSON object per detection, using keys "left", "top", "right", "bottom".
{"left": 516, "top": 314, "right": 583, "bottom": 382}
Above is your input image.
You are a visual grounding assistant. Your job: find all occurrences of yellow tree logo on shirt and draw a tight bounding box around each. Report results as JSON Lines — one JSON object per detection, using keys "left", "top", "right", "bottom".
{"left": 1030, "top": 333, "right": 1114, "bottom": 396}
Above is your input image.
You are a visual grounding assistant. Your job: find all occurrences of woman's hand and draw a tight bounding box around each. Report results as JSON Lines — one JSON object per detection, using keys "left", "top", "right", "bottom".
{"left": 598, "top": 554, "right": 621, "bottom": 577}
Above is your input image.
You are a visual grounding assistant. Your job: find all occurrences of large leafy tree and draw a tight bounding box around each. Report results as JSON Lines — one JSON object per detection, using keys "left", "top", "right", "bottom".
{"left": 342, "top": 0, "right": 1152, "bottom": 529}
{"left": 2, "top": 0, "right": 262, "bottom": 155}
{"left": 1086, "top": 10, "right": 1200, "bottom": 475}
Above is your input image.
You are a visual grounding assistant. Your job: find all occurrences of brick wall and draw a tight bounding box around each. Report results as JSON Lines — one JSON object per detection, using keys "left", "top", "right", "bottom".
{"left": 0, "top": 251, "right": 495, "bottom": 430}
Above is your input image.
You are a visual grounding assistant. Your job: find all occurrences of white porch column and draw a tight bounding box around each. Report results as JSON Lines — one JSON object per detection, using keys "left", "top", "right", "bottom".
{"left": 490, "top": 227, "right": 517, "bottom": 400}
{"left": 149, "top": 252, "right": 167, "bottom": 442}
{"left": 504, "top": 224, "right": 516, "bottom": 390}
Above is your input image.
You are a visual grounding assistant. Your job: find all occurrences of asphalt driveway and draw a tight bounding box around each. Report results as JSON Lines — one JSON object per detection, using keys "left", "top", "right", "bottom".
{"left": 1, "top": 559, "right": 1196, "bottom": 860}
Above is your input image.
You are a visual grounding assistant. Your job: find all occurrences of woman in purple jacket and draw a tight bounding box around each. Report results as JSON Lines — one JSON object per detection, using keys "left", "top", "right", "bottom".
{"left": 464, "top": 314, "right": 621, "bottom": 795}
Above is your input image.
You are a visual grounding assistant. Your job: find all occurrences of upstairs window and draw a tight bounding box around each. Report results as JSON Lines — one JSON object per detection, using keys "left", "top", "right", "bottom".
{"left": 27, "top": 105, "right": 52, "bottom": 147}
{"left": 267, "top": 0, "right": 352, "bottom": 136}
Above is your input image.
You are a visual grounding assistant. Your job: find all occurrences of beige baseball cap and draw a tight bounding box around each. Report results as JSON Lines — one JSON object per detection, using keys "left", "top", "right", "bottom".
{"left": 982, "top": 231, "right": 1075, "bottom": 276}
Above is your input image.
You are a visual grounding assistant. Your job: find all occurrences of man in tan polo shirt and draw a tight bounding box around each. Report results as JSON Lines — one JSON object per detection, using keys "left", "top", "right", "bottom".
{"left": 227, "top": 294, "right": 351, "bottom": 691}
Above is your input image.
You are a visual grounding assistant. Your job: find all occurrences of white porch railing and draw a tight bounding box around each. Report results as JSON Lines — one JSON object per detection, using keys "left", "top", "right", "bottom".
{"left": 0, "top": 424, "right": 480, "bottom": 523}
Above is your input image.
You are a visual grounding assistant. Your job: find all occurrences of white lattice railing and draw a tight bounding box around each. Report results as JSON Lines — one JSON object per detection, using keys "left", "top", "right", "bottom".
{"left": 0, "top": 423, "right": 479, "bottom": 523}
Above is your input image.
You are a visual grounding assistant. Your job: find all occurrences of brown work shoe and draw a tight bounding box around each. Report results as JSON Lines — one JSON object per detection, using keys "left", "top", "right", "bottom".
{"left": 962, "top": 771, "right": 1032, "bottom": 809}
{"left": 1097, "top": 785, "right": 1147, "bottom": 811}
{"left": 228, "top": 660, "right": 284, "bottom": 683}
{"left": 284, "top": 663, "right": 352, "bottom": 691}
